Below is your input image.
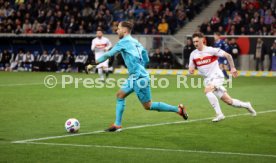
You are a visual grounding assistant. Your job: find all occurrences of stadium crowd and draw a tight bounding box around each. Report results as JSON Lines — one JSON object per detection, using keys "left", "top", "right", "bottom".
{"left": 199, "top": 0, "right": 275, "bottom": 35}
{"left": 0, "top": 47, "right": 179, "bottom": 72}
{"left": 0, "top": 0, "right": 275, "bottom": 72}
{"left": 0, "top": 49, "right": 86, "bottom": 72}
{"left": 0, "top": 0, "right": 209, "bottom": 35}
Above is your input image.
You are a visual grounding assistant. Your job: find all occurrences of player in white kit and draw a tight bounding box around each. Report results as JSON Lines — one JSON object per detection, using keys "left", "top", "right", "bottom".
{"left": 189, "top": 32, "right": 256, "bottom": 122}
{"left": 88, "top": 29, "right": 112, "bottom": 81}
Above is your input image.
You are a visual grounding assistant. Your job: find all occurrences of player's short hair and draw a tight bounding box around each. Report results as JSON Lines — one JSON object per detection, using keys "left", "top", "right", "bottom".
{"left": 120, "top": 21, "right": 133, "bottom": 32}
{"left": 96, "top": 27, "right": 103, "bottom": 32}
{"left": 192, "top": 32, "right": 204, "bottom": 38}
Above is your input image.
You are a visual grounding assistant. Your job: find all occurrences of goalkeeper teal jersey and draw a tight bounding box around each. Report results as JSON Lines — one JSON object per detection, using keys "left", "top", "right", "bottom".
{"left": 97, "top": 35, "right": 149, "bottom": 79}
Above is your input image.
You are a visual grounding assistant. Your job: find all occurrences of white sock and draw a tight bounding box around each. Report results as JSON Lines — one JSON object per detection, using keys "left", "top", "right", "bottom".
{"left": 231, "top": 99, "right": 249, "bottom": 108}
{"left": 98, "top": 68, "right": 104, "bottom": 80}
{"left": 206, "top": 92, "right": 223, "bottom": 115}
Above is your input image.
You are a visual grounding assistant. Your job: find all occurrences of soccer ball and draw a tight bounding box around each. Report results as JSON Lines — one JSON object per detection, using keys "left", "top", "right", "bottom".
{"left": 65, "top": 118, "right": 80, "bottom": 133}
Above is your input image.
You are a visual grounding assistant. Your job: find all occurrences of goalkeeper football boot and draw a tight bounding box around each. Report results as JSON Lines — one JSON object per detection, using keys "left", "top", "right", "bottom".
{"left": 105, "top": 124, "right": 122, "bottom": 132}
{"left": 178, "top": 104, "right": 188, "bottom": 120}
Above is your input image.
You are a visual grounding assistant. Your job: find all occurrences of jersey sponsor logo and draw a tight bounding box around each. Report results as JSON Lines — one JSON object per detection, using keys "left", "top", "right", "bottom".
{"left": 193, "top": 55, "right": 218, "bottom": 66}
{"left": 95, "top": 43, "right": 108, "bottom": 49}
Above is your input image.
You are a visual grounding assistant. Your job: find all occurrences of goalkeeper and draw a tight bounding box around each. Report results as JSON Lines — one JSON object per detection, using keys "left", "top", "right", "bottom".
{"left": 87, "top": 21, "right": 189, "bottom": 132}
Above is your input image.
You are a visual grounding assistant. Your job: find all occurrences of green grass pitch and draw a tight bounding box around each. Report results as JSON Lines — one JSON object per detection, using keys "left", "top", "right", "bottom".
{"left": 0, "top": 72, "right": 275, "bottom": 163}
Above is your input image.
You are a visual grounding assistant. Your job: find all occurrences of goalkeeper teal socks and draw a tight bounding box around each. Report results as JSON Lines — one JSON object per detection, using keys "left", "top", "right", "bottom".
{"left": 114, "top": 101, "right": 178, "bottom": 126}
{"left": 114, "top": 98, "right": 125, "bottom": 126}
{"left": 150, "top": 102, "right": 178, "bottom": 112}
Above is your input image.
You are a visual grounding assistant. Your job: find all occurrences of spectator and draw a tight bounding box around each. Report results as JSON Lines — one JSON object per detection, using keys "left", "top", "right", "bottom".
{"left": 218, "top": 26, "right": 226, "bottom": 35}
{"left": 227, "top": 24, "right": 237, "bottom": 35}
{"left": 240, "top": 26, "right": 248, "bottom": 35}
{"left": 175, "top": 0, "right": 184, "bottom": 11}
{"left": 75, "top": 52, "right": 88, "bottom": 72}
{"left": 76, "top": 25, "right": 86, "bottom": 34}
{"left": 0, "top": 49, "right": 12, "bottom": 71}
{"left": 45, "top": 24, "right": 53, "bottom": 33}
{"left": 38, "top": 50, "right": 51, "bottom": 71}
{"left": 165, "top": 10, "right": 177, "bottom": 34}
{"left": 103, "top": 10, "right": 113, "bottom": 27}
{"left": 61, "top": 50, "right": 74, "bottom": 72}
{"left": 6, "top": 24, "right": 14, "bottom": 33}
{"left": 22, "top": 19, "right": 32, "bottom": 33}
{"left": 66, "top": 17, "right": 78, "bottom": 33}
{"left": 141, "top": 0, "right": 152, "bottom": 10}
{"left": 229, "top": 38, "right": 240, "bottom": 69}
{"left": 162, "top": 48, "right": 173, "bottom": 68}
{"left": 183, "top": 38, "right": 195, "bottom": 69}
{"left": 50, "top": 50, "right": 63, "bottom": 71}
{"left": 11, "top": 49, "right": 25, "bottom": 71}
{"left": 82, "top": 5, "right": 94, "bottom": 18}
{"left": 32, "top": 20, "right": 40, "bottom": 33}
{"left": 248, "top": 26, "right": 256, "bottom": 34}
{"left": 205, "top": 25, "right": 213, "bottom": 35}
{"left": 15, "top": 24, "right": 23, "bottom": 34}
{"left": 143, "top": 27, "right": 150, "bottom": 34}
{"left": 176, "top": 9, "right": 187, "bottom": 28}
{"left": 200, "top": 19, "right": 209, "bottom": 34}
{"left": 264, "top": 9, "right": 274, "bottom": 25}
{"left": 111, "top": 21, "right": 119, "bottom": 34}
{"left": 210, "top": 12, "right": 220, "bottom": 31}
{"left": 55, "top": 21, "right": 65, "bottom": 34}
{"left": 157, "top": 18, "right": 168, "bottom": 34}
{"left": 269, "top": 41, "right": 276, "bottom": 71}
{"left": 23, "top": 50, "right": 34, "bottom": 71}
{"left": 199, "top": 0, "right": 275, "bottom": 35}
{"left": 0, "top": 0, "right": 209, "bottom": 35}
{"left": 270, "top": 26, "right": 276, "bottom": 35}
{"left": 151, "top": 48, "right": 163, "bottom": 68}
{"left": 185, "top": 0, "right": 195, "bottom": 20}
{"left": 254, "top": 38, "right": 266, "bottom": 71}
{"left": 32, "top": 51, "right": 41, "bottom": 72}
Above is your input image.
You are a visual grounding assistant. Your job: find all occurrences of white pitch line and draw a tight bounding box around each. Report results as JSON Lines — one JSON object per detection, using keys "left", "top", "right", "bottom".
{"left": 0, "top": 82, "right": 65, "bottom": 87}
{"left": 12, "top": 109, "right": 276, "bottom": 144}
{"left": 25, "top": 142, "right": 276, "bottom": 158}
{"left": 0, "top": 82, "right": 91, "bottom": 87}
{"left": 0, "top": 83, "right": 45, "bottom": 87}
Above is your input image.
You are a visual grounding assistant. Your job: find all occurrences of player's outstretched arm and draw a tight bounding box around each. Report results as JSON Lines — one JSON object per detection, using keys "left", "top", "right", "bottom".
{"left": 86, "top": 53, "right": 111, "bottom": 73}
{"left": 96, "top": 54, "right": 110, "bottom": 64}
{"left": 96, "top": 42, "right": 123, "bottom": 64}
{"left": 223, "top": 52, "right": 238, "bottom": 78}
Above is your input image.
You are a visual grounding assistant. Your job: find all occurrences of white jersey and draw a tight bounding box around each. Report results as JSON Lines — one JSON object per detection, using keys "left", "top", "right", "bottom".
{"left": 189, "top": 46, "right": 225, "bottom": 78}
{"left": 91, "top": 36, "right": 112, "bottom": 60}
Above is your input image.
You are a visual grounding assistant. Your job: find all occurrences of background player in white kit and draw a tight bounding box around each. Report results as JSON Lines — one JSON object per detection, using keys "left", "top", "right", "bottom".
{"left": 87, "top": 28, "right": 112, "bottom": 81}
{"left": 189, "top": 32, "right": 256, "bottom": 122}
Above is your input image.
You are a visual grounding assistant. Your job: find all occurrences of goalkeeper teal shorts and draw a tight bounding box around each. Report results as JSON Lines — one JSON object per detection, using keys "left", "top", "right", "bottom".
{"left": 121, "top": 76, "right": 151, "bottom": 103}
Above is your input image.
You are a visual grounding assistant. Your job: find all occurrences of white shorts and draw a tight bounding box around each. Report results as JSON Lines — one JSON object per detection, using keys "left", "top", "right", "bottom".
{"left": 96, "top": 59, "right": 109, "bottom": 69}
{"left": 204, "top": 77, "right": 226, "bottom": 98}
